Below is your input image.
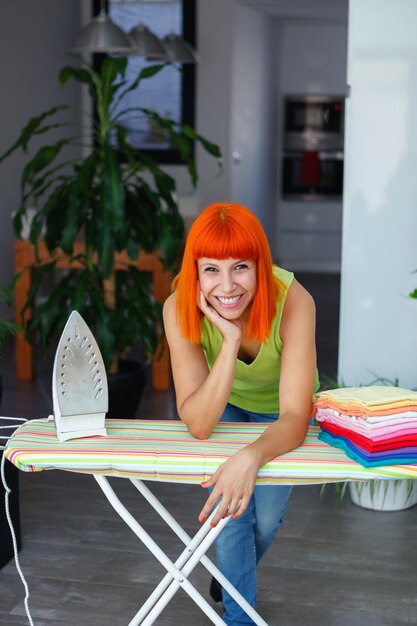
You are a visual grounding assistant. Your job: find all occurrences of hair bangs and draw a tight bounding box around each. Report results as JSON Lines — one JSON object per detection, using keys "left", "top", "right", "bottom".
{"left": 190, "top": 216, "right": 260, "bottom": 262}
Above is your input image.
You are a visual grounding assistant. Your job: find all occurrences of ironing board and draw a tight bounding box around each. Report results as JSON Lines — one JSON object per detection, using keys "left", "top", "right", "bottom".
{"left": 4, "top": 418, "right": 417, "bottom": 626}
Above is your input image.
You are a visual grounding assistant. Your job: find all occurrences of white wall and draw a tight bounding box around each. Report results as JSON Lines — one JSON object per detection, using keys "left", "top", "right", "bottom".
{"left": 338, "top": 0, "right": 417, "bottom": 388}
{"left": 177, "top": 0, "right": 278, "bottom": 235}
{"left": 0, "top": 0, "right": 82, "bottom": 317}
{"left": 230, "top": 4, "right": 276, "bottom": 233}
{"left": 275, "top": 19, "right": 348, "bottom": 269}
{"left": 154, "top": 0, "right": 279, "bottom": 234}
{"left": 165, "top": 0, "right": 236, "bottom": 213}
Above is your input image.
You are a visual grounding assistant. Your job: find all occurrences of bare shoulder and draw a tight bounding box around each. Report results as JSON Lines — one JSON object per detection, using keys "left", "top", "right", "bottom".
{"left": 163, "top": 291, "right": 176, "bottom": 318}
{"left": 162, "top": 292, "right": 180, "bottom": 339}
{"left": 284, "top": 279, "right": 315, "bottom": 314}
{"left": 280, "top": 279, "right": 316, "bottom": 340}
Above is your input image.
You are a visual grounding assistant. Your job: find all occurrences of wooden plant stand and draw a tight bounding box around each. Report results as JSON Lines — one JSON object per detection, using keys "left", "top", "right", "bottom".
{"left": 14, "top": 240, "right": 171, "bottom": 390}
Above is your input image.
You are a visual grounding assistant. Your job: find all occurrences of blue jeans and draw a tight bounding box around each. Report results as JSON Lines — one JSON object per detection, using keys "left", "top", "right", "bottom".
{"left": 213, "top": 403, "right": 292, "bottom": 626}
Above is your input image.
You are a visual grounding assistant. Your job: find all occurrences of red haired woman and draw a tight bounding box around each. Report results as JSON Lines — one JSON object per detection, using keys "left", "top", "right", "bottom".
{"left": 163, "top": 202, "right": 318, "bottom": 625}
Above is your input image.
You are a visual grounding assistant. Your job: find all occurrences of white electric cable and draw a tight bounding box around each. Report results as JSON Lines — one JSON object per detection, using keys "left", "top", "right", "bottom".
{"left": 0, "top": 417, "right": 27, "bottom": 433}
{"left": 1, "top": 420, "right": 35, "bottom": 626}
{"left": 0, "top": 417, "right": 28, "bottom": 422}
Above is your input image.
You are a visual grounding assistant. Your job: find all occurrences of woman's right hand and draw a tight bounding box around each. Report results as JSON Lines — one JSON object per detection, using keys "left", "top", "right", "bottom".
{"left": 163, "top": 290, "right": 239, "bottom": 437}
{"left": 198, "top": 290, "right": 242, "bottom": 344}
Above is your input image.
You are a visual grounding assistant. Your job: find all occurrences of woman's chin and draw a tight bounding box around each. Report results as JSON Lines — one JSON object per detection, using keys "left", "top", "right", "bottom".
{"left": 212, "top": 304, "right": 245, "bottom": 319}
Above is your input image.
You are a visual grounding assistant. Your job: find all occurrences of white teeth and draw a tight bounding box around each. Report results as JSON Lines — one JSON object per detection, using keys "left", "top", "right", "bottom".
{"left": 216, "top": 295, "right": 241, "bottom": 305}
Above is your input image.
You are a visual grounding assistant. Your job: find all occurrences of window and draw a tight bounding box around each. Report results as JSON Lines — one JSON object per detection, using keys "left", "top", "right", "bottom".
{"left": 95, "top": 0, "right": 196, "bottom": 163}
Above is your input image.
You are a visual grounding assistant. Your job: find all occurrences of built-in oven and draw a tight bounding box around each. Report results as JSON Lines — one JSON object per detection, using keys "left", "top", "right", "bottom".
{"left": 282, "top": 150, "right": 344, "bottom": 199}
{"left": 282, "top": 96, "right": 345, "bottom": 200}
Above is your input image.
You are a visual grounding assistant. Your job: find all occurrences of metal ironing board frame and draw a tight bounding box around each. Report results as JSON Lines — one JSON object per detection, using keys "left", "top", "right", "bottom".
{"left": 5, "top": 417, "right": 417, "bottom": 626}
{"left": 94, "top": 474, "right": 268, "bottom": 626}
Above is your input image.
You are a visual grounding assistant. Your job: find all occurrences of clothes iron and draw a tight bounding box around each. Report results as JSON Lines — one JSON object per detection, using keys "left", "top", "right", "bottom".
{"left": 52, "top": 311, "right": 108, "bottom": 442}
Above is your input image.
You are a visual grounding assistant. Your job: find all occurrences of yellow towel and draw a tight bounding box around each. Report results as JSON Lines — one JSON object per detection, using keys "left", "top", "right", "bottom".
{"left": 312, "top": 386, "right": 417, "bottom": 417}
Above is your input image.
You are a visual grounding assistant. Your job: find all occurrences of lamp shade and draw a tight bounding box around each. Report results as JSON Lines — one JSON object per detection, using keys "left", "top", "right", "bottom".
{"left": 129, "top": 24, "right": 170, "bottom": 60}
{"left": 72, "top": 10, "right": 134, "bottom": 54}
{"left": 162, "top": 33, "right": 200, "bottom": 64}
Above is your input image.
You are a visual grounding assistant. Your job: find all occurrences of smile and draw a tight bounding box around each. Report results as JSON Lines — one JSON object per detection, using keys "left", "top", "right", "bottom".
{"left": 215, "top": 295, "right": 243, "bottom": 305}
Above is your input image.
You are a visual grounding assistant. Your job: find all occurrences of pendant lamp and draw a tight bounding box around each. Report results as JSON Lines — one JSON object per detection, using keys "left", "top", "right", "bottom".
{"left": 162, "top": 33, "right": 200, "bottom": 64}
{"left": 128, "top": 24, "right": 170, "bottom": 60}
{"left": 72, "top": 3, "right": 134, "bottom": 54}
{"left": 72, "top": 1, "right": 199, "bottom": 63}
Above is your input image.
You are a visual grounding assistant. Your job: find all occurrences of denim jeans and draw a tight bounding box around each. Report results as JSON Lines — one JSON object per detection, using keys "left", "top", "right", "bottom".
{"left": 213, "top": 403, "right": 292, "bottom": 626}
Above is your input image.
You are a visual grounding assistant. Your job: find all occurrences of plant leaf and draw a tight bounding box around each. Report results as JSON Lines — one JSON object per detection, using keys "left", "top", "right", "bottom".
{"left": 60, "top": 65, "right": 95, "bottom": 89}
{"left": 181, "top": 124, "right": 222, "bottom": 158}
{"left": 112, "top": 63, "right": 167, "bottom": 113}
{"left": 21, "top": 139, "right": 73, "bottom": 191}
{"left": 100, "top": 56, "right": 128, "bottom": 114}
{"left": 0, "top": 105, "right": 69, "bottom": 163}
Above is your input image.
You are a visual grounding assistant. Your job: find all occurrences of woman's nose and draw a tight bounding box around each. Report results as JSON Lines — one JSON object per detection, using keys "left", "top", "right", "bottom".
{"left": 220, "top": 272, "right": 235, "bottom": 293}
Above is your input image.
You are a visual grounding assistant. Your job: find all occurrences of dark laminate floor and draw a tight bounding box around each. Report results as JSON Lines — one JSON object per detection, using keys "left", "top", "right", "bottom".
{"left": 1, "top": 273, "right": 417, "bottom": 626}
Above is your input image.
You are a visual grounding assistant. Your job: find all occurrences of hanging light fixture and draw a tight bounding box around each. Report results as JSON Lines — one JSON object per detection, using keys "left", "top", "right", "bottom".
{"left": 162, "top": 33, "right": 200, "bottom": 64}
{"left": 72, "top": 0, "right": 134, "bottom": 54}
{"left": 128, "top": 24, "right": 170, "bottom": 60}
{"left": 72, "top": 0, "right": 199, "bottom": 63}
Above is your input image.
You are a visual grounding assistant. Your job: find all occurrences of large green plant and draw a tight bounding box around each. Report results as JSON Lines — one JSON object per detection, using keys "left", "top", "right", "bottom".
{"left": 0, "top": 56, "right": 221, "bottom": 370}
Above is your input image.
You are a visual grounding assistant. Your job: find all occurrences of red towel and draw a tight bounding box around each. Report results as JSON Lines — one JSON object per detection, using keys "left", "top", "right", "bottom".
{"left": 321, "top": 421, "right": 417, "bottom": 452}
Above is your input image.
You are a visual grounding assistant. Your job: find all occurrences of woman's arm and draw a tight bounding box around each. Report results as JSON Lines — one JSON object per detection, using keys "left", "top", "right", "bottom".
{"left": 247, "top": 279, "right": 317, "bottom": 460}
{"left": 199, "top": 280, "right": 317, "bottom": 524}
{"left": 163, "top": 292, "right": 240, "bottom": 439}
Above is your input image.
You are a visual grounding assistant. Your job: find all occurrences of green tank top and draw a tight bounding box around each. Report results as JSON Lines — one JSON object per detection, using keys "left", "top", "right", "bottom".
{"left": 200, "top": 266, "right": 319, "bottom": 413}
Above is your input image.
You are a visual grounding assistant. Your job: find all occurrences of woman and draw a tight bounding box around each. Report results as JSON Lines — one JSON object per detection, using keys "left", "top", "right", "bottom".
{"left": 163, "top": 202, "right": 318, "bottom": 625}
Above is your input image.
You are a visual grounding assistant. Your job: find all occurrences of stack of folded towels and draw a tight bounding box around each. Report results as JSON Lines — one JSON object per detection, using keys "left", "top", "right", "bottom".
{"left": 312, "top": 386, "right": 417, "bottom": 467}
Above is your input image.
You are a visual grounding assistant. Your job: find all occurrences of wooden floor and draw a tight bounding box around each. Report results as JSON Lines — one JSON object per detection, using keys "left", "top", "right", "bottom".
{"left": 1, "top": 273, "right": 417, "bottom": 626}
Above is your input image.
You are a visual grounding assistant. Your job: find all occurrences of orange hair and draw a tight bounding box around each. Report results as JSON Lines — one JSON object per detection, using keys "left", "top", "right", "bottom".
{"left": 173, "top": 202, "right": 284, "bottom": 343}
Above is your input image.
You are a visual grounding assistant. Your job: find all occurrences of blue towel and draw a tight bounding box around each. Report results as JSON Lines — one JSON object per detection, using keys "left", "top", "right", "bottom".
{"left": 318, "top": 430, "right": 417, "bottom": 467}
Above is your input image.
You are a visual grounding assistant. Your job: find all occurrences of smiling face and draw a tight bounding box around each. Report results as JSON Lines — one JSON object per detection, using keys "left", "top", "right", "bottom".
{"left": 197, "top": 257, "right": 257, "bottom": 320}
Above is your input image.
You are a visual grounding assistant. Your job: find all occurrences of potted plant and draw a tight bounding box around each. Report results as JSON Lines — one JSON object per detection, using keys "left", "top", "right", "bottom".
{"left": 348, "top": 478, "right": 417, "bottom": 511}
{"left": 0, "top": 55, "right": 221, "bottom": 416}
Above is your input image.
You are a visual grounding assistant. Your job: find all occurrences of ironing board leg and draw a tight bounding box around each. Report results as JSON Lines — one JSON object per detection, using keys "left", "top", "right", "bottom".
{"left": 135, "top": 513, "right": 229, "bottom": 626}
{"left": 94, "top": 475, "right": 227, "bottom": 625}
{"left": 129, "top": 478, "right": 269, "bottom": 626}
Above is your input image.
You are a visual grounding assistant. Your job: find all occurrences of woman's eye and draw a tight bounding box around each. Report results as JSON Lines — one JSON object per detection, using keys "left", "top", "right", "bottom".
{"left": 204, "top": 267, "right": 218, "bottom": 272}
{"left": 235, "top": 264, "right": 248, "bottom": 270}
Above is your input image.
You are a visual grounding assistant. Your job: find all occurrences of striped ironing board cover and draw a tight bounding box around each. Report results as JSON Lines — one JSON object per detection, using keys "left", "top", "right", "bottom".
{"left": 4, "top": 419, "right": 417, "bottom": 485}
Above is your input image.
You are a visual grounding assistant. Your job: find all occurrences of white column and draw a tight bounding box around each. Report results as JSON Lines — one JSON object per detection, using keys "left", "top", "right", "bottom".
{"left": 339, "top": 0, "right": 417, "bottom": 388}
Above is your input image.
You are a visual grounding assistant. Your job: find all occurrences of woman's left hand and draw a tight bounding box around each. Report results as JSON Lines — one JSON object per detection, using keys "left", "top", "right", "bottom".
{"left": 199, "top": 447, "right": 261, "bottom": 526}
